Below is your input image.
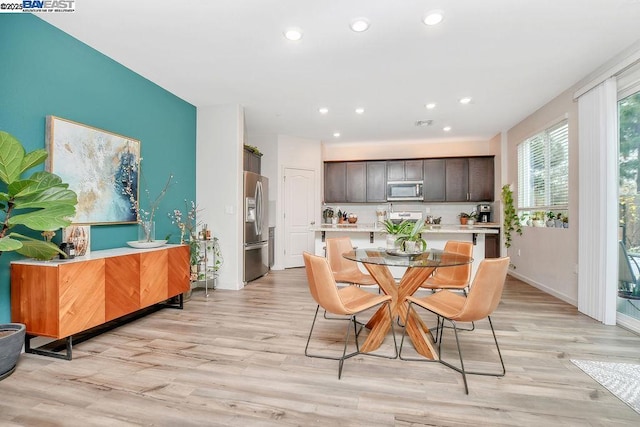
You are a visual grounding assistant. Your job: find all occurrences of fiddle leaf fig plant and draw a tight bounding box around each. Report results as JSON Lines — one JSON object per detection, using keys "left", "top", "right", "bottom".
{"left": 0, "top": 131, "right": 78, "bottom": 260}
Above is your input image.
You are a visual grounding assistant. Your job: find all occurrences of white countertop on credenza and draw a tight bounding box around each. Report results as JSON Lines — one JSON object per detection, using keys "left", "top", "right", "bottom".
{"left": 311, "top": 223, "right": 499, "bottom": 234}
{"left": 10, "top": 244, "right": 185, "bottom": 266}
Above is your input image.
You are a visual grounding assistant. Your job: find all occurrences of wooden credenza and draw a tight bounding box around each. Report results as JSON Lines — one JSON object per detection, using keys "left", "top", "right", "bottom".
{"left": 10, "top": 245, "right": 189, "bottom": 352}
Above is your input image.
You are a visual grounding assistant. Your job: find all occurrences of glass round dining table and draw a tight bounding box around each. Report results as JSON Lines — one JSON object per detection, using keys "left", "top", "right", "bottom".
{"left": 343, "top": 247, "right": 473, "bottom": 360}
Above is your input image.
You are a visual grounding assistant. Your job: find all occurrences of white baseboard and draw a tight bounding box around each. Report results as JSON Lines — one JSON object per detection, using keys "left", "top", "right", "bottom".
{"left": 617, "top": 311, "right": 640, "bottom": 335}
{"left": 508, "top": 270, "right": 577, "bottom": 307}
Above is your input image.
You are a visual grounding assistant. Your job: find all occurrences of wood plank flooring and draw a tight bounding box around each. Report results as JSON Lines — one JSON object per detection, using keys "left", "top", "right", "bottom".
{"left": 1, "top": 269, "right": 639, "bottom": 426}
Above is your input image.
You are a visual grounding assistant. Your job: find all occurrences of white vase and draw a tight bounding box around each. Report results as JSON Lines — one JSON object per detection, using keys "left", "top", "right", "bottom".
{"left": 138, "top": 220, "right": 155, "bottom": 242}
{"left": 386, "top": 235, "right": 398, "bottom": 250}
{"left": 403, "top": 241, "right": 418, "bottom": 253}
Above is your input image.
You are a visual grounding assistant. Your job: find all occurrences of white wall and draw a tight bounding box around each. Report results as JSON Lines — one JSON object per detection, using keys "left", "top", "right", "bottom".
{"left": 197, "top": 105, "right": 244, "bottom": 290}
{"left": 504, "top": 88, "right": 579, "bottom": 304}
{"left": 323, "top": 138, "right": 495, "bottom": 161}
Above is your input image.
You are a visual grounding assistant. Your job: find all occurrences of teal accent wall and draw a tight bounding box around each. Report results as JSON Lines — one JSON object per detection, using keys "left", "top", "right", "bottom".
{"left": 0, "top": 15, "right": 197, "bottom": 322}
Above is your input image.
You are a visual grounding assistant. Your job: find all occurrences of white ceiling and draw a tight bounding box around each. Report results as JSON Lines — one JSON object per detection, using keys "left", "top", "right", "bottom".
{"left": 41, "top": 0, "right": 640, "bottom": 144}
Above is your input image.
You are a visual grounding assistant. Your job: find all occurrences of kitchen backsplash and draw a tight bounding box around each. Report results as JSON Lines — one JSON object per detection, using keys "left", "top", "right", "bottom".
{"left": 323, "top": 202, "right": 495, "bottom": 226}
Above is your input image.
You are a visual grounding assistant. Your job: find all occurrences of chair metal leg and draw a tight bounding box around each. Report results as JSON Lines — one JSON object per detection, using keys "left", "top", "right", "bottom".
{"left": 437, "top": 316, "right": 505, "bottom": 394}
{"left": 306, "top": 302, "right": 397, "bottom": 379}
{"left": 399, "top": 304, "right": 505, "bottom": 394}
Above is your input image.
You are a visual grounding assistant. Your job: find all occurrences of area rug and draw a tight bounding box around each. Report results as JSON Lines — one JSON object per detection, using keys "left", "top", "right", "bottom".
{"left": 571, "top": 359, "right": 640, "bottom": 414}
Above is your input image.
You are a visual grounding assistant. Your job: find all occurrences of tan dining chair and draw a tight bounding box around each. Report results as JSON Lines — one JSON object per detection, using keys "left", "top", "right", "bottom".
{"left": 325, "top": 236, "right": 378, "bottom": 287}
{"left": 400, "top": 257, "right": 510, "bottom": 394}
{"left": 303, "top": 252, "right": 397, "bottom": 379}
{"left": 421, "top": 240, "right": 474, "bottom": 332}
{"left": 421, "top": 241, "right": 473, "bottom": 292}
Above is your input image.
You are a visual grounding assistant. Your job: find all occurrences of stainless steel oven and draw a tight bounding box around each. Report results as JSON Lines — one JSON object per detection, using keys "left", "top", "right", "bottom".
{"left": 386, "top": 181, "right": 423, "bottom": 201}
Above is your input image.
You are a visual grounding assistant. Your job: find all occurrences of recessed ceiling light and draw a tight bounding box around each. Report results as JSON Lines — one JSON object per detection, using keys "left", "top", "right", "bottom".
{"left": 318, "top": 107, "right": 329, "bottom": 114}
{"left": 459, "top": 97, "right": 472, "bottom": 104}
{"left": 423, "top": 10, "right": 444, "bottom": 26}
{"left": 355, "top": 108, "right": 365, "bottom": 114}
{"left": 443, "top": 126, "right": 452, "bottom": 132}
{"left": 350, "top": 18, "right": 370, "bottom": 32}
{"left": 283, "top": 28, "right": 303, "bottom": 41}
{"left": 333, "top": 132, "right": 341, "bottom": 138}
{"left": 425, "top": 103, "right": 436, "bottom": 110}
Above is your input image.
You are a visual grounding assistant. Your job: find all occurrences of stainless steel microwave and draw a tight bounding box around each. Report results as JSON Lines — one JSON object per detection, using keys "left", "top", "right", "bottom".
{"left": 386, "top": 181, "right": 423, "bottom": 201}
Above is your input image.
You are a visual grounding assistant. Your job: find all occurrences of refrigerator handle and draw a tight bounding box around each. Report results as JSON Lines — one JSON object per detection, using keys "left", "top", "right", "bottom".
{"left": 255, "top": 180, "right": 262, "bottom": 236}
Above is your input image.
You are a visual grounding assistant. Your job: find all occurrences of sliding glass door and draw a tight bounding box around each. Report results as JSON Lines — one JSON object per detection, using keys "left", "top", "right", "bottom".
{"left": 618, "top": 86, "right": 640, "bottom": 331}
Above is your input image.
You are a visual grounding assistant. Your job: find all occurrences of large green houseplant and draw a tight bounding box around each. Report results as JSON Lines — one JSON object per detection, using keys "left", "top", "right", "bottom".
{"left": 0, "top": 130, "right": 78, "bottom": 381}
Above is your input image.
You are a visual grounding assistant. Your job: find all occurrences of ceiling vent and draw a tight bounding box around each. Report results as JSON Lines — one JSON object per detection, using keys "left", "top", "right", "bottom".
{"left": 415, "top": 120, "right": 433, "bottom": 127}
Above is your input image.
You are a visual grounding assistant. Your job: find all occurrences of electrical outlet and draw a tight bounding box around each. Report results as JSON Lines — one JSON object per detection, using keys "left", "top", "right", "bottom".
{"left": 518, "top": 249, "right": 521, "bottom": 256}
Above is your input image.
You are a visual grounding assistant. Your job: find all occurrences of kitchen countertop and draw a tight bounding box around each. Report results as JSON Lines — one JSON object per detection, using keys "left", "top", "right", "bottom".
{"left": 311, "top": 223, "right": 499, "bottom": 234}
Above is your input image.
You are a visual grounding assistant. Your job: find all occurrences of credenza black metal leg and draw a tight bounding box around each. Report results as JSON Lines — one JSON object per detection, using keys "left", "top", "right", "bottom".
{"left": 25, "top": 334, "right": 73, "bottom": 360}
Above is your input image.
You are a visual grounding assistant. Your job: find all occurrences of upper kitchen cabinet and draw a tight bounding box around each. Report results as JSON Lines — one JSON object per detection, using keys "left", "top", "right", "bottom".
{"left": 243, "top": 146, "right": 262, "bottom": 174}
{"left": 468, "top": 157, "right": 495, "bottom": 201}
{"left": 324, "top": 162, "right": 347, "bottom": 203}
{"left": 445, "top": 158, "right": 469, "bottom": 202}
{"left": 423, "top": 158, "right": 446, "bottom": 202}
{"left": 345, "top": 162, "right": 367, "bottom": 203}
{"left": 445, "top": 156, "right": 494, "bottom": 202}
{"left": 387, "top": 160, "right": 423, "bottom": 181}
{"left": 366, "top": 161, "right": 387, "bottom": 202}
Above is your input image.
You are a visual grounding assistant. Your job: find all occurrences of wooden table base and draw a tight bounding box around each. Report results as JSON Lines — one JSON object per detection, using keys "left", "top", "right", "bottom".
{"left": 360, "top": 263, "right": 438, "bottom": 359}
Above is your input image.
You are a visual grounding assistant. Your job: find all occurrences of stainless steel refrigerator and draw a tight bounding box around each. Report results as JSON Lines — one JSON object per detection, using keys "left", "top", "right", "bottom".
{"left": 244, "top": 171, "right": 269, "bottom": 282}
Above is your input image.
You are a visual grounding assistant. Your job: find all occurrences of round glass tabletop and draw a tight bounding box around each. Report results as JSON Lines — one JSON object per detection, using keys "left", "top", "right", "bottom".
{"left": 342, "top": 247, "right": 473, "bottom": 268}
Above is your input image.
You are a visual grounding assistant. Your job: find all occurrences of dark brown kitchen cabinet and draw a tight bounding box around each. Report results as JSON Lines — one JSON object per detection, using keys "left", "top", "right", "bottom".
{"left": 445, "top": 158, "right": 469, "bottom": 202}
{"left": 366, "top": 161, "right": 387, "bottom": 202}
{"left": 445, "top": 157, "right": 494, "bottom": 202}
{"left": 423, "top": 159, "right": 446, "bottom": 202}
{"left": 485, "top": 232, "right": 500, "bottom": 258}
{"left": 346, "top": 162, "right": 366, "bottom": 202}
{"left": 243, "top": 147, "right": 262, "bottom": 174}
{"left": 387, "top": 160, "right": 423, "bottom": 181}
{"left": 324, "top": 162, "right": 347, "bottom": 203}
{"left": 468, "top": 157, "right": 495, "bottom": 202}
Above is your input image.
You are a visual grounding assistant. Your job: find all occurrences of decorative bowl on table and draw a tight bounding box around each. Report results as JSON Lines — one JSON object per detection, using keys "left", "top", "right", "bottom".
{"left": 126, "top": 240, "right": 168, "bottom": 249}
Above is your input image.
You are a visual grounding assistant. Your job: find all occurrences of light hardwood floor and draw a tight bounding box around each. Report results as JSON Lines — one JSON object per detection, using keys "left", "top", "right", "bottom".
{"left": 1, "top": 269, "right": 639, "bottom": 426}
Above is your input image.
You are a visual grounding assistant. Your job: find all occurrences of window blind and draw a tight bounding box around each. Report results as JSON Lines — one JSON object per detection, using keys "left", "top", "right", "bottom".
{"left": 518, "top": 120, "right": 569, "bottom": 210}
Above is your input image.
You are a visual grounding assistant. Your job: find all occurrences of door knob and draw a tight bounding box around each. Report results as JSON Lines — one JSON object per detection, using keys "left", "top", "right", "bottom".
{"left": 310, "top": 221, "right": 316, "bottom": 225}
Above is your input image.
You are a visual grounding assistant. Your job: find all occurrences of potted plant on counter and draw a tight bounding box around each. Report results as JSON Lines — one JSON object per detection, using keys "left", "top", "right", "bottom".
{"left": 458, "top": 212, "right": 470, "bottom": 225}
{"left": 0, "top": 130, "right": 78, "bottom": 381}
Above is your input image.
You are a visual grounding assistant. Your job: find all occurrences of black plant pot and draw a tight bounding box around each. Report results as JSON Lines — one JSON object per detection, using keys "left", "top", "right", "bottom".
{"left": 0, "top": 323, "right": 26, "bottom": 381}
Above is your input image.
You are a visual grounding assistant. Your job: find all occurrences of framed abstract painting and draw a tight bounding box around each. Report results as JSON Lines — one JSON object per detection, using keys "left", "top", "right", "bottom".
{"left": 46, "top": 116, "right": 140, "bottom": 224}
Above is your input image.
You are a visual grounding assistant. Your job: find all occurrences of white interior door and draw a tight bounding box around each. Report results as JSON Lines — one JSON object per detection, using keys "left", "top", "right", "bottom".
{"left": 284, "top": 167, "right": 315, "bottom": 268}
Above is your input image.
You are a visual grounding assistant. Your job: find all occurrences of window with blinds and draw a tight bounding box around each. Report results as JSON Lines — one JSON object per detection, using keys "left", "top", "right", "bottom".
{"left": 517, "top": 119, "right": 569, "bottom": 211}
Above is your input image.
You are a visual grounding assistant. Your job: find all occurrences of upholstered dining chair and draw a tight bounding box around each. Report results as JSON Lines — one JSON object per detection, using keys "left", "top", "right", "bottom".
{"left": 421, "top": 240, "right": 473, "bottom": 292}
{"left": 421, "top": 240, "right": 474, "bottom": 332}
{"left": 325, "top": 236, "right": 378, "bottom": 288}
{"left": 303, "top": 252, "right": 397, "bottom": 379}
{"left": 400, "top": 257, "right": 510, "bottom": 394}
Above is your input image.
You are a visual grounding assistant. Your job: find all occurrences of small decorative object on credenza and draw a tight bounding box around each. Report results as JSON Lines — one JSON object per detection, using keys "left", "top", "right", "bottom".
{"left": 62, "top": 225, "right": 90, "bottom": 257}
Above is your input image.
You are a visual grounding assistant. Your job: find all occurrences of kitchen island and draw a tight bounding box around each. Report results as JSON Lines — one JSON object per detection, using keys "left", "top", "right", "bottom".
{"left": 311, "top": 223, "right": 500, "bottom": 279}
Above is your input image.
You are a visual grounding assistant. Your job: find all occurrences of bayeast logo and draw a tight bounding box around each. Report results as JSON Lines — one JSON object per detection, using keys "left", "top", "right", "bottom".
{"left": 23, "top": 0, "right": 75, "bottom": 12}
